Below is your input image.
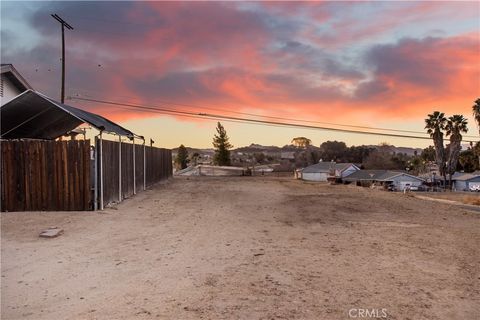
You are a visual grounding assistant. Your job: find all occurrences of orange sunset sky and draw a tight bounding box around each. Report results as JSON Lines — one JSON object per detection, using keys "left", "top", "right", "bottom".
{"left": 1, "top": 1, "right": 479, "bottom": 148}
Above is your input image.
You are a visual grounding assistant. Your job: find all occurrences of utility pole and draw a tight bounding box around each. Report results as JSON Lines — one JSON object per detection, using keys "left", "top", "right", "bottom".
{"left": 51, "top": 14, "right": 73, "bottom": 104}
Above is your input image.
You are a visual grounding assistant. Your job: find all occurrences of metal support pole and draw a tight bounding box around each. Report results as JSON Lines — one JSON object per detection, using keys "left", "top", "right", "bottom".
{"left": 143, "top": 139, "right": 146, "bottom": 191}
{"left": 133, "top": 137, "right": 136, "bottom": 195}
{"left": 94, "top": 138, "right": 98, "bottom": 211}
{"left": 99, "top": 131, "right": 104, "bottom": 210}
{"left": 119, "top": 135, "right": 122, "bottom": 202}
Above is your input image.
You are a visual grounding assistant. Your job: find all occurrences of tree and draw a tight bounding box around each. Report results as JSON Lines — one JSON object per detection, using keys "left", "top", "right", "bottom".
{"left": 363, "top": 144, "right": 397, "bottom": 170}
{"left": 291, "top": 137, "right": 311, "bottom": 148}
{"left": 458, "top": 149, "right": 477, "bottom": 172}
{"left": 425, "top": 111, "right": 447, "bottom": 187}
{"left": 472, "top": 98, "right": 480, "bottom": 134}
{"left": 346, "top": 145, "right": 374, "bottom": 164}
{"left": 175, "top": 144, "right": 189, "bottom": 170}
{"left": 420, "top": 146, "right": 436, "bottom": 162}
{"left": 191, "top": 152, "right": 200, "bottom": 166}
{"left": 472, "top": 98, "right": 480, "bottom": 166}
{"left": 306, "top": 147, "right": 321, "bottom": 165}
{"left": 212, "top": 122, "right": 233, "bottom": 166}
{"left": 253, "top": 152, "right": 266, "bottom": 164}
{"left": 319, "top": 140, "right": 347, "bottom": 161}
{"left": 445, "top": 115, "right": 468, "bottom": 188}
{"left": 407, "top": 156, "right": 426, "bottom": 176}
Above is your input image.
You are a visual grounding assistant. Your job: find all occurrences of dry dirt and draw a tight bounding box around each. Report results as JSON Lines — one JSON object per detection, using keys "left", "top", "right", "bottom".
{"left": 420, "top": 192, "right": 480, "bottom": 206}
{"left": 1, "top": 177, "right": 479, "bottom": 320}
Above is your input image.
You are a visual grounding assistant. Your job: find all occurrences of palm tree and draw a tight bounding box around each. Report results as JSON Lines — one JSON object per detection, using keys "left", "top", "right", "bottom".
{"left": 425, "top": 111, "right": 447, "bottom": 187}
{"left": 472, "top": 98, "right": 480, "bottom": 166}
{"left": 445, "top": 115, "right": 468, "bottom": 189}
{"left": 472, "top": 98, "right": 480, "bottom": 134}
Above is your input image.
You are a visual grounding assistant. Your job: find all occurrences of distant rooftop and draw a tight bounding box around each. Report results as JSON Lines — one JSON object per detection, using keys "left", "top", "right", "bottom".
{"left": 1, "top": 64, "right": 33, "bottom": 92}
{"left": 302, "top": 162, "right": 358, "bottom": 173}
{"left": 344, "top": 170, "right": 424, "bottom": 182}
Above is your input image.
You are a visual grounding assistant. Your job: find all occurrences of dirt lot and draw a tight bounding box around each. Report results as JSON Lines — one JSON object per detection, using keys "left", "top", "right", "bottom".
{"left": 419, "top": 191, "right": 480, "bottom": 206}
{"left": 2, "top": 177, "right": 479, "bottom": 319}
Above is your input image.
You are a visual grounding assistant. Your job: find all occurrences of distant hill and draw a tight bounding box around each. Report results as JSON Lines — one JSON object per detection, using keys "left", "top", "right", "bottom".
{"left": 172, "top": 143, "right": 422, "bottom": 156}
{"left": 234, "top": 143, "right": 282, "bottom": 153}
{"left": 390, "top": 146, "right": 423, "bottom": 156}
{"left": 171, "top": 147, "right": 214, "bottom": 155}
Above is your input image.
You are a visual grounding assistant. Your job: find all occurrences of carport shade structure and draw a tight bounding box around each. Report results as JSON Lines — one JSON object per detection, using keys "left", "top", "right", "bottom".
{"left": 1, "top": 90, "right": 135, "bottom": 139}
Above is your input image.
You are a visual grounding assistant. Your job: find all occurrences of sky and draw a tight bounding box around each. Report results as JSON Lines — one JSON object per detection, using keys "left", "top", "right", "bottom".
{"left": 1, "top": 1, "right": 479, "bottom": 149}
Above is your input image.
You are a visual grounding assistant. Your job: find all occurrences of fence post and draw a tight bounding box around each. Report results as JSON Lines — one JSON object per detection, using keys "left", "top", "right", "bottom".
{"left": 133, "top": 137, "right": 136, "bottom": 195}
{"left": 99, "top": 131, "right": 104, "bottom": 210}
{"left": 118, "top": 135, "right": 122, "bottom": 202}
{"left": 94, "top": 139, "right": 98, "bottom": 211}
{"left": 143, "top": 139, "right": 146, "bottom": 191}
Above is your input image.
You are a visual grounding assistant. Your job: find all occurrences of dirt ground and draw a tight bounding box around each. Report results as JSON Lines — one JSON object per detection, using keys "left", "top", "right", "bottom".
{"left": 1, "top": 177, "right": 479, "bottom": 320}
{"left": 420, "top": 191, "right": 480, "bottom": 206}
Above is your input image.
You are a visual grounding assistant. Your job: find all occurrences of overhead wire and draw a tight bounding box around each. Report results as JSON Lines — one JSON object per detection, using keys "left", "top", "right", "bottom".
{"left": 68, "top": 96, "right": 479, "bottom": 143}
{"left": 70, "top": 90, "right": 478, "bottom": 137}
{"left": 60, "top": 14, "right": 479, "bottom": 141}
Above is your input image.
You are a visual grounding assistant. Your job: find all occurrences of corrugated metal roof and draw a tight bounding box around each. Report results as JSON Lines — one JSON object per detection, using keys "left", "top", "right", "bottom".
{"left": 1, "top": 90, "right": 135, "bottom": 139}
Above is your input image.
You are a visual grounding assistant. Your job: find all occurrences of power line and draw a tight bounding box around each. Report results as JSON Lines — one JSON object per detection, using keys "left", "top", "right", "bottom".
{"left": 112, "top": 97, "right": 431, "bottom": 135}
{"left": 60, "top": 14, "right": 479, "bottom": 138}
{"left": 69, "top": 96, "right": 479, "bottom": 143}
{"left": 63, "top": 14, "right": 154, "bottom": 28}
{"left": 71, "top": 90, "right": 469, "bottom": 137}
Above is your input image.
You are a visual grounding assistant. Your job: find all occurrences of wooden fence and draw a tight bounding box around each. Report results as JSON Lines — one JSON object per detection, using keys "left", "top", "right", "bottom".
{"left": 97, "top": 138, "right": 172, "bottom": 208}
{"left": 1, "top": 138, "right": 172, "bottom": 212}
{"left": 1, "top": 140, "right": 91, "bottom": 211}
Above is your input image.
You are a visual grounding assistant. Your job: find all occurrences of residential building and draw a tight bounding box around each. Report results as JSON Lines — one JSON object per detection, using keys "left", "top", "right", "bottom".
{"left": 298, "top": 162, "right": 360, "bottom": 182}
{"left": 452, "top": 173, "right": 480, "bottom": 191}
{"left": 344, "top": 170, "right": 425, "bottom": 190}
{"left": 1, "top": 64, "right": 33, "bottom": 105}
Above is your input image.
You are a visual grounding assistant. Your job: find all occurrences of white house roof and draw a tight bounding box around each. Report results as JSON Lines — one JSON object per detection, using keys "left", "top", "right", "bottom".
{"left": 302, "top": 162, "right": 359, "bottom": 174}
{"left": 453, "top": 173, "right": 480, "bottom": 181}
{"left": 344, "top": 170, "right": 425, "bottom": 182}
{"left": 1, "top": 64, "right": 33, "bottom": 92}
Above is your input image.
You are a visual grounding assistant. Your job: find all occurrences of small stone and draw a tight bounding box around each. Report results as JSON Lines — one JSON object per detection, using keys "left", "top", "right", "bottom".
{"left": 39, "top": 227, "right": 63, "bottom": 238}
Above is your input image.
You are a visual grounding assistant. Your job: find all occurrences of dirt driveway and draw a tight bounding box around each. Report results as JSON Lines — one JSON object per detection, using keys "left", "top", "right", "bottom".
{"left": 1, "top": 177, "right": 479, "bottom": 319}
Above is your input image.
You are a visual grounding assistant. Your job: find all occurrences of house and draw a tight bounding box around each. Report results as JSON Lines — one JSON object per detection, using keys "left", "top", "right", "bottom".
{"left": 299, "top": 162, "right": 360, "bottom": 182}
{"left": 1, "top": 64, "right": 33, "bottom": 105}
{"left": 452, "top": 173, "right": 480, "bottom": 191}
{"left": 344, "top": 170, "right": 425, "bottom": 190}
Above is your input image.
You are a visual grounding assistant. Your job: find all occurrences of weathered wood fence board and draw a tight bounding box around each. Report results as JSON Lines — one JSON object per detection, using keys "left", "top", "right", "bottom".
{"left": 1, "top": 140, "right": 91, "bottom": 212}
{"left": 98, "top": 139, "right": 120, "bottom": 208}
{"left": 97, "top": 139, "right": 172, "bottom": 208}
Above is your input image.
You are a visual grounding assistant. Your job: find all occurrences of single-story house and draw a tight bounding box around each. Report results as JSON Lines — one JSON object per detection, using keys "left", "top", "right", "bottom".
{"left": 298, "top": 162, "right": 360, "bottom": 182}
{"left": 452, "top": 173, "right": 480, "bottom": 191}
{"left": 344, "top": 170, "right": 425, "bottom": 190}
